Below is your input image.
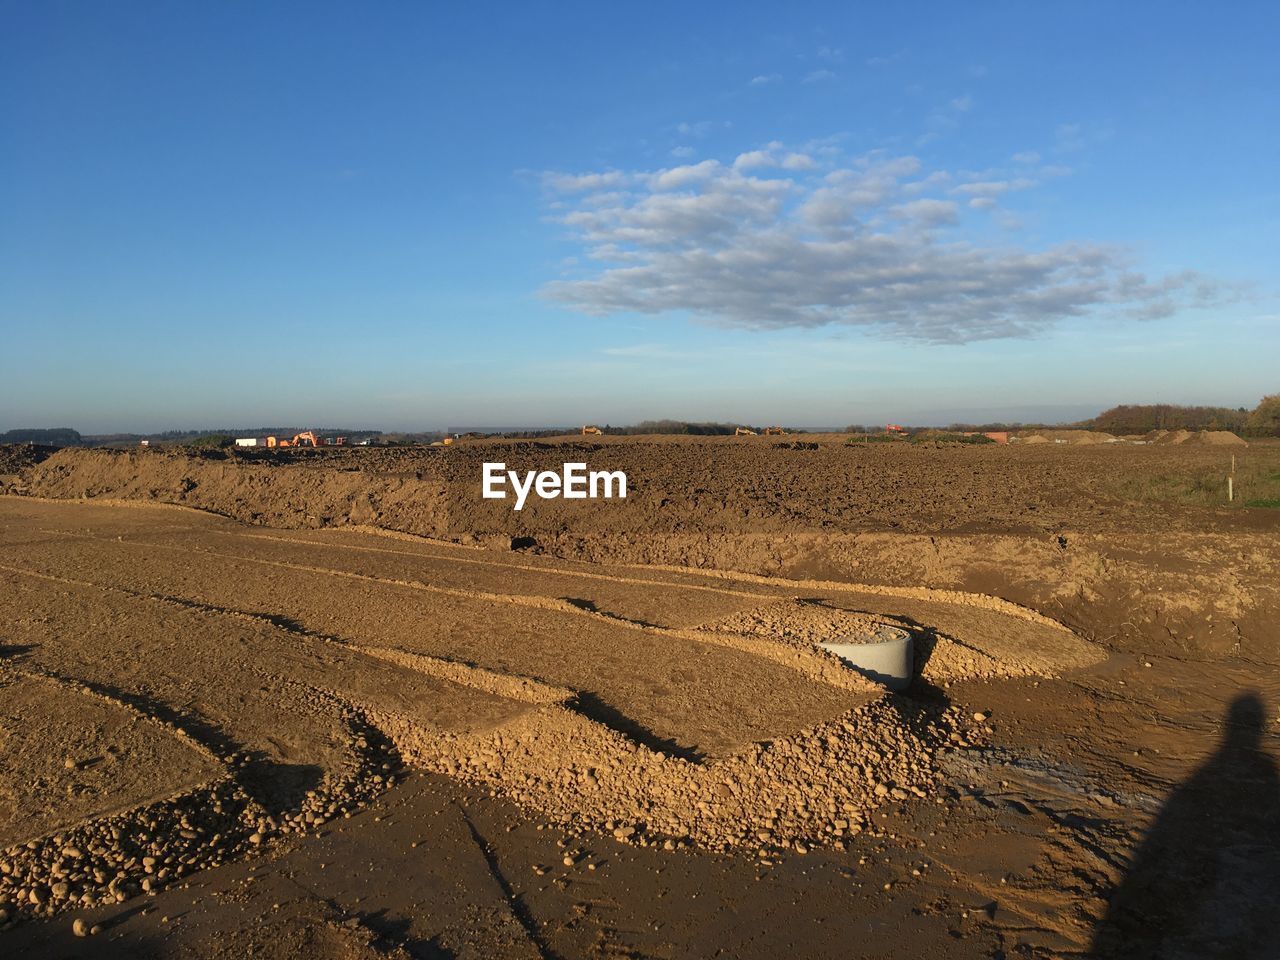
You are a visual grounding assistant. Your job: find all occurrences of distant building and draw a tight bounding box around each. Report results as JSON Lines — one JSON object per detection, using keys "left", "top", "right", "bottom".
{"left": 235, "top": 438, "right": 268, "bottom": 447}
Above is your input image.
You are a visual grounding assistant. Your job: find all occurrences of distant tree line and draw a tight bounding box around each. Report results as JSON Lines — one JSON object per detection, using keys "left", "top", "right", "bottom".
{"left": 607, "top": 420, "right": 760, "bottom": 436}
{"left": 500, "top": 421, "right": 777, "bottom": 437}
{"left": 1, "top": 428, "right": 82, "bottom": 445}
{"left": 1084, "top": 404, "right": 1250, "bottom": 435}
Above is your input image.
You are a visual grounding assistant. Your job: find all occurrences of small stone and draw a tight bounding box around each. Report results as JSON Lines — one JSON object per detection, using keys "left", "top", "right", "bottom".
{"left": 73, "top": 918, "right": 89, "bottom": 937}
{"left": 973, "top": 712, "right": 988, "bottom": 722}
{"left": 562, "top": 855, "right": 574, "bottom": 867}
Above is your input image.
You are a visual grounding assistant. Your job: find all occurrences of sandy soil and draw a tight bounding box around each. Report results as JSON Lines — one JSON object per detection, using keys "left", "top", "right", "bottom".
{"left": 11, "top": 440, "right": 1280, "bottom": 660}
{"left": 3, "top": 441, "right": 1279, "bottom": 958}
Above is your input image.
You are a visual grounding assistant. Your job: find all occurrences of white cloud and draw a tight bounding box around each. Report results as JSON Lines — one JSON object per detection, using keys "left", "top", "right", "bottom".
{"left": 749, "top": 74, "right": 780, "bottom": 86}
{"left": 802, "top": 69, "right": 836, "bottom": 83}
{"left": 781, "top": 152, "right": 816, "bottom": 170}
{"left": 893, "top": 198, "right": 959, "bottom": 226}
{"left": 670, "top": 145, "right": 696, "bottom": 159}
{"left": 649, "top": 160, "right": 722, "bottom": 191}
{"left": 1012, "top": 151, "right": 1041, "bottom": 164}
{"left": 545, "top": 170, "right": 629, "bottom": 193}
{"left": 541, "top": 145, "right": 1226, "bottom": 344}
{"left": 950, "top": 95, "right": 973, "bottom": 112}
{"left": 952, "top": 178, "right": 1036, "bottom": 199}
{"left": 732, "top": 144, "right": 817, "bottom": 172}
{"left": 732, "top": 150, "right": 774, "bottom": 171}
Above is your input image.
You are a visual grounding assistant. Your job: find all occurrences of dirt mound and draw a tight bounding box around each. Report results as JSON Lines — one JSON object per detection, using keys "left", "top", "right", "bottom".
{"left": 1189, "top": 430, "right": 1248, "bottom": 446}
{"left": 0, "top": 444, "right": 52, "bottom": 488}
{"left": 19, "top": 442, "right": 1273, "bottom": 539}
{"left": 1146, "top": 429, "right": 1193, "bottom": 444}
{"left": 1015, "top": 430, "right": 1115, "bottom": 445}
{"left": 1144, "top": 429, "right": 1248, "bottom": 446}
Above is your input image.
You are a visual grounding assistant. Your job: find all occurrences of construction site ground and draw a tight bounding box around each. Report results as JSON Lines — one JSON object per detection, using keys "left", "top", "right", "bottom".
{"left": 2, "top": 439, "right": 1278, "bottom": 958}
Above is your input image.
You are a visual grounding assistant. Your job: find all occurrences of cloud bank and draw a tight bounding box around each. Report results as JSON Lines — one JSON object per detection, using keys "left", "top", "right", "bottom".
{"left": 541, "top": 145, "right": 1226, "bottom": 344}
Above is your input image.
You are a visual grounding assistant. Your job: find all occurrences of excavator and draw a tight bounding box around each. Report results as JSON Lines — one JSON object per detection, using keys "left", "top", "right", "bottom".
{"left": 266, "top": 431, "right": 320, "bottom": 449}
{"left": 763, "top": 426, "right": 786, "bottom": 436}
{"left": 884, "top": 424, "right": 908, "bottom": 439}
{"left": 734, "top": 427, "right": 758, "bottom": 436}
{"left": 581, "top": 425, "right": 603, "bottom": 436}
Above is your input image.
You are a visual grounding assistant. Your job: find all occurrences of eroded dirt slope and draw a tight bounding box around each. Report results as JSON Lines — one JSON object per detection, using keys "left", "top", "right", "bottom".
{"left": 14, "top": 441, "right": 1280, "bottom": 659}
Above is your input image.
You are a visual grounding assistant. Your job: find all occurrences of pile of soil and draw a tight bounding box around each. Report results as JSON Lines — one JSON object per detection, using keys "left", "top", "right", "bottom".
{"left": 0, "top": 444, "right": 53, "bottom": 486}
{"left": 1014, "top": 430, "right": 1115, "bottom": 444}
{"left": 1145, "top": 429, "right": 1248, "bottom": 446}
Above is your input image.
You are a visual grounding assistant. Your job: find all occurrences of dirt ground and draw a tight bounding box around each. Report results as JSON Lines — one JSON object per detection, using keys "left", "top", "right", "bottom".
{"left": 2, "top": 440, "right": 1279, "bottom": 958}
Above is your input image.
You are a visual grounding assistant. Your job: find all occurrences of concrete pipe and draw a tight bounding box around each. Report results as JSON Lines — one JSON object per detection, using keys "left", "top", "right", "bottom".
{"left": 819, "top": 625, "right": 914, "bottom": 691}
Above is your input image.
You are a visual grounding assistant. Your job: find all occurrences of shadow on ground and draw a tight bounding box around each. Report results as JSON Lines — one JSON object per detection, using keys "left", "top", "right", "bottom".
{"left": 1091, "top": 693, "right": 1280, "bottom": 959}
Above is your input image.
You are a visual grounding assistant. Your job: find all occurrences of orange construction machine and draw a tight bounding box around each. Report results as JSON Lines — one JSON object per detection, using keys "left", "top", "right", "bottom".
{"left": 734, "top": 427, "right": 758, "bottom": 436}
{"left": 266, "top": 431, "right": 321, "bottom": 449}
{"left": 763, "top": 426, "right": 786, "bottom": 435}
{"left": 884, "top": 424, "right": 908, "bottom": 437}
{"left": 581, "top": 425, "right": 603, "bottom": 435}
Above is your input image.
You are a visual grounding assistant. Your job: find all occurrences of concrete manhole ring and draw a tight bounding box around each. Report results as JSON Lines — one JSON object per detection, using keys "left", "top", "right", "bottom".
{"left": 819, "top": 624, "right": 914, "bottom": 691}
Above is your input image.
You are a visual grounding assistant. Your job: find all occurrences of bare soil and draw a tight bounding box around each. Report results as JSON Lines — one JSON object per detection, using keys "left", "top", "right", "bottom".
{"left": 2, "top": 439, "right": 1278, "bottom": 958}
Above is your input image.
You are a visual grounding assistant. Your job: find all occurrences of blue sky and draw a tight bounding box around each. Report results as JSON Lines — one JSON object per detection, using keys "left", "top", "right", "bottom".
{"left": 2, "top": 1, "right": 1277, "bottom": 432}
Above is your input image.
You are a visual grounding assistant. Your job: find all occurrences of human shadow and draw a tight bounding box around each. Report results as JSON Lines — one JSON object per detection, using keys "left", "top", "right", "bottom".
{"left": 1091, "top": 693, "right": 1280, "bottom": 959}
